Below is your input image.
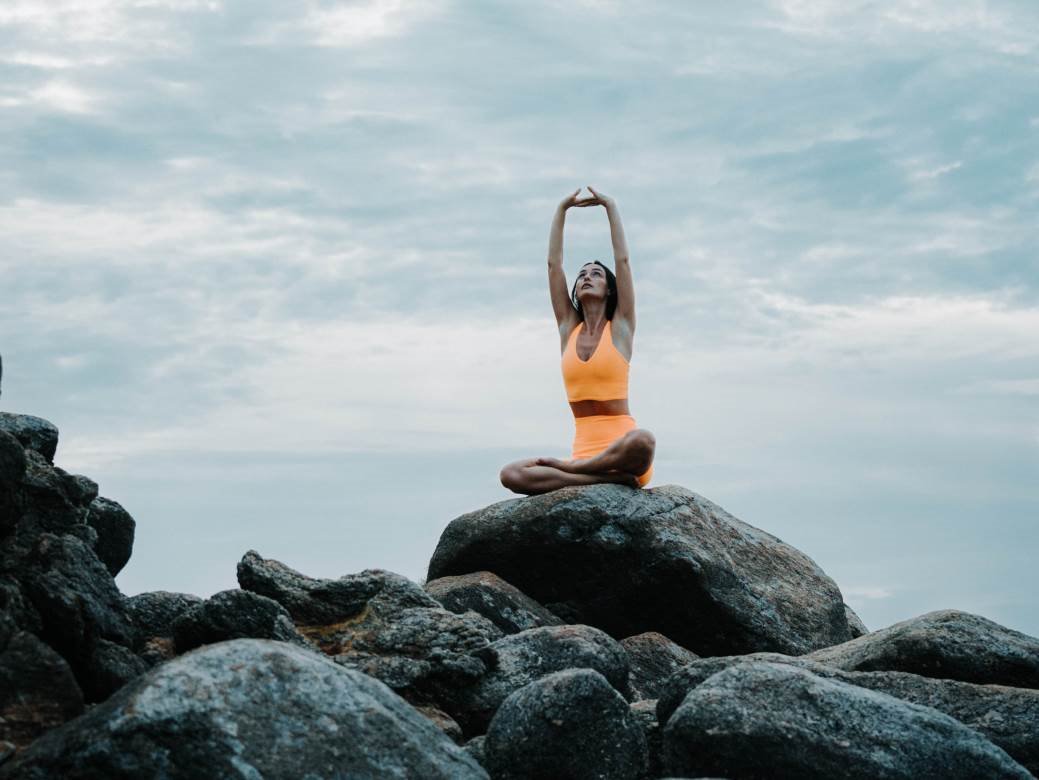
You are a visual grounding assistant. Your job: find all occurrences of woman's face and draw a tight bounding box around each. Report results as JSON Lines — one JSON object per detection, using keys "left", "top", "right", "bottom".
{"left": 576, "top": 263, "right": 608, "bottom": 303}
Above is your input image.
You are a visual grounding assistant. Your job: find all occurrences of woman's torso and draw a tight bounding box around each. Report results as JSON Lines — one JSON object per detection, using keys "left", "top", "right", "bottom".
{"left": 560, "top": 315, "right": 634, "bottom": 418}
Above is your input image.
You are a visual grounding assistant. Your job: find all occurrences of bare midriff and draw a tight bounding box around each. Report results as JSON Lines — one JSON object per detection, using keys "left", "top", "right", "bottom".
{"left": 569, "top": 398, "right": 630, "bottom": 418}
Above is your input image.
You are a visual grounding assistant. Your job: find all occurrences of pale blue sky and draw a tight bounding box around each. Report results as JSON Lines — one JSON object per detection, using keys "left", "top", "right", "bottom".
{"left": 2, "top": 0, "right": 1037, "bottom": 636}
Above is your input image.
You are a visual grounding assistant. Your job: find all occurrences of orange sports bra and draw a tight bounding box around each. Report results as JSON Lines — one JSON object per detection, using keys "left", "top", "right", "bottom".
{"left": 561, "top": 319, "right": 630, "bottom": 402}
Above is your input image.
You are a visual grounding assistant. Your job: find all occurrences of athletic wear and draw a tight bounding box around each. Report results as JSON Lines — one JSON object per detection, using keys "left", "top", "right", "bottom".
{"left": 561, "top": 318, "right": 652, "bottom": 487}
{"left": 560, "top": 319, "right": 629, "bottom": 402}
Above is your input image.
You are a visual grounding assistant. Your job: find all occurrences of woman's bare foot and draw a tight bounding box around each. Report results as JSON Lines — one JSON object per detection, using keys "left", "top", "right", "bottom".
{"left": 603, "top": 471, "right": 640, "bottom": 489}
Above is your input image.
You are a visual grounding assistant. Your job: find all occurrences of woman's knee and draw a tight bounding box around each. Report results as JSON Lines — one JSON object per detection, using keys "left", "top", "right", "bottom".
{"left": 629, "top": 428, "right": 655, "bottom": 456}
{"left": 499, "top": 460, "right": 529, "bottom": 492}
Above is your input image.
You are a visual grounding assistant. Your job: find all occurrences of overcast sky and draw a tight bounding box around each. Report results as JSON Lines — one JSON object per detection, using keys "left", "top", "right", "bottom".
{"left": 2, "top": 0, "right": 1036, "bottom": 638}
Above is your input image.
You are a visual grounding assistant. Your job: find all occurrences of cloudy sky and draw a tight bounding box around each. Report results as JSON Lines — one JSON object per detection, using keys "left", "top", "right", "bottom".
{"left": 2, "top": 0, "right": 1036, "bottom": 637}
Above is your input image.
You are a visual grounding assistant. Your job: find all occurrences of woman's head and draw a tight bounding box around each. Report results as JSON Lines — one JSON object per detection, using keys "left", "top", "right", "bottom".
{"left": 571, "top": 260, "right": 617, "bottom": 320}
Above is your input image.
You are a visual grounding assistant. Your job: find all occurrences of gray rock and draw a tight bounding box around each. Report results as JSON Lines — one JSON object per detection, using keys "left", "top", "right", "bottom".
{"left": 427, "top": 484, "right": 853, "bottom": 656}
{"left": 805, "top": 609, "right": 1039, "bottom": 688}
{"left": 0, "top": 413, "right": 58, "bottom": 463}
{"left": 425, "top": 570, "right": 565, "bottom": 634}
{"left": 238, "top": 548, "right": 440, "bottom": 624}
{"left": 240, "top": 550, "right": 503, "bottom": 710}
{"left": 78, "top": 639, "right": 148, "bottom": 703}
{"left": 0, "top": 638, "right": 489, "bottom": 779}
{"left": 171, "top": 588, "right": 309, "bottom": 653}
{"left": 19, "top": 532, "right": 134, "bottom": 700}
{"left": 413, "top": 704, "right": 464, "bottom": 744}
{"left": 0, "top": 431, "right": 25, "bottom": 536}
{"left": 84, "top": 497, "right": 135, "bottom": 577}
{"left": 464, "top": 735, "right": 487, "bottom": 768}
{"left": 621, "top": 631, "right": 699, "bottom": 701}
{"left": 629, "top": 699, "right": 662, "bottom": 779}
{"left": 125, "top": 590, "right": 203, "bottom": 667}
{"left": 845, "top": 602, "right": 868, "bottom": 637}
{"left": 323, "top": 602, "right": 502, "bottom": 702}
{"left": 451, "top": 623, "right": 631, "bottom": 734}
{"left": 0, "top": 612, "right": 84, "bottom": 753}
{"left": 661, "top": 661, "right": 1031, "bottom": 779}
{"left": 656, "top": 651, "right": 1039, "bottom": 773}
{"left": 485, "top": 668, "right": 648, "bottom": 780}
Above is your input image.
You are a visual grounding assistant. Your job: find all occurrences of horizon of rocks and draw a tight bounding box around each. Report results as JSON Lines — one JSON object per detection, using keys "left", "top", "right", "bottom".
{"left": 1, "top": 388, "right": 1037, "bottom": 778}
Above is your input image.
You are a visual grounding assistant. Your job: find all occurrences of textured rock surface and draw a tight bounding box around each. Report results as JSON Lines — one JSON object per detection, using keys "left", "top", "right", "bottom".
{"left": 629, "top": 699, "right": 662, "bottom": 779}
{"left": 19, "top": 532, "right": 134, "bottom": 699}
{"left": 0, "top": 639, "right": 489, "bottom": 779}
{"left": 0, "top": 419, "right": 139, "bottom": 703}
{"left": 171, "top": 588, "right": 309, "bottom": 652}
{"left": 661, "top": 661, "right": 1031, "bottom": 779}
{"left": 621, "top": 631, "right": 699, "bottom": 701}
{"left": 240, "top": 550, "right": 503, "bottom": 709}
{"left": 656, "top": 651, "right": 1039, "bottom": 774}
{"left": 428, "top": 484, "right": 852, "bottom": 655}
{"left": 125, "top": 590, "right": 203, "bottom": 667}
{"left": 845, "top": 602, "right": 868, "bottom": 637}
{"left": 0, "top": 613, "right": 84, "bottom": 754}
{"left": 0, "top": 414, "right": 59, "bottom": 463}
{"left": 84, "top": 497, "right": 135, "bottom": 577}
{"left": 238, "top": 548, "right": 440, "bottom": 623}
{"left": 451, "top": 623, "right": 631, "bottom": 734}
{"left": 425, "top": 570, "right": 564, "bottom": 634}
{"left": 485, "top": 669, "right": 647, "bottom": 780}
{"left": 805, "top": 608, "right": 1039, "bottom": 688}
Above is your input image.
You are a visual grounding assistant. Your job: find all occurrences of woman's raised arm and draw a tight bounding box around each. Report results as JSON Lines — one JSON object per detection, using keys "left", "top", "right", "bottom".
{"left": 587, "top": 186, "right": 635, "bottom": 326}
{"left": 547, "top": 189, "right": 588, "bottom": 329}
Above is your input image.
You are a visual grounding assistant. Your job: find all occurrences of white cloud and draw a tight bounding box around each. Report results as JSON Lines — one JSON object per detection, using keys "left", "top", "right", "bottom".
{"left": 844, "top": 585, "right": 894, "bottom": 600}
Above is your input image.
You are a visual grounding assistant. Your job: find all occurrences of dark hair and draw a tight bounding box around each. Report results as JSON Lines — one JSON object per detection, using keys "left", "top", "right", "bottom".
{"left": 570, "top": 260, "right": 617, "bottom": 321}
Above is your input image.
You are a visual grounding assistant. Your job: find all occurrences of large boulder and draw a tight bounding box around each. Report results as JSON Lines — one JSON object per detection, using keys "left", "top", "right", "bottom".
{"left": 485, "top": 669, "right": 647, "bottom": 780}
{"left": 661, "top": 661, "right": 1031, "bottom": 779}
{"left": 450, "top": 623, "right": 631, "bottom": 734}
{"left": 621, "top": 631, "right": 699, "bottom": 701}
{"left": 0, "top": 639, "right": 489, "bottom": 779}
{"left": 0, "top": 414, "right": 58, "bottom": 463}
{"left": 428, "top": 484, "right": 853, "bottom": 656}
{"left": 18, "top": 532, "right": 135, "bottom": 701}
{"left": 805, "top": 609, "right": 1039, "bottom": 688}
{"left": 656, "top": 651, "right": 1039, "bottom": 775}
{"left": 238, "top": 550, "right": 503, "bottom": 709}
{"left": 425, "top": 571, "right": 564, "bottom": 634}
{"left": 84, "top": 497, "right": 135, "bottom": 577}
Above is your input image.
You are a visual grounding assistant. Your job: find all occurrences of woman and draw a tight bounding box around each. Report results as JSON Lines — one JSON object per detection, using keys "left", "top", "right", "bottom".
{"left": 499, "top": 186, "right": 655, "bottom": 495}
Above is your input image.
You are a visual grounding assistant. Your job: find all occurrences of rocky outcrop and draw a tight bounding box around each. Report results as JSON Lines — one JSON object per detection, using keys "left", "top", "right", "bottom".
{"left": 621, "top": 631, "right": 699, "bottom": 701}
{"left": 661, "top": 661, "right": 1032, "bottom": 779}
{"left": 0, "top": 414, "right": 58, "bottom": 464}
{"left": 0, "top": 613, "right": 83, "bottom": 753}
{"left": 485, "top": 669, "right": 647, "bottom": 780}
{"left": 657, "top": 652, "right": 1039, "bottom": 776}
{"left": 0, "top": 417, "right": 142, "bottom": 705}
{"left": 427, "top": 484, "right": 854, "bottom": 656}
{"left": 171, "top": 588, "right": 310, "bottom": 652}
{"left": 238, "top": 550, "right": 503, "bottom": 712}
{"left": 2, "top": 394, "right": 1036, "bottom": 778}
{"left": 425, "top": 570, "right": 564, "bottom": 634}
{"left": 124, "top": 590, "right": 203, "bottom": 667}
{"left": 805, "top": 608, "right": 1039, "bottom": 688}
{"left": 0, "top": 639, "right": 488, "bottom": 779}
{"left": 449, "top": 623, "right": 631, "bottom": 734}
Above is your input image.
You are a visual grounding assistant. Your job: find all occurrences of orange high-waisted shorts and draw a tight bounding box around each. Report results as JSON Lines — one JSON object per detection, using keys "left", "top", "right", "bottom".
{"left": 571, "top": 414, "right": 653, "bottom": 488}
